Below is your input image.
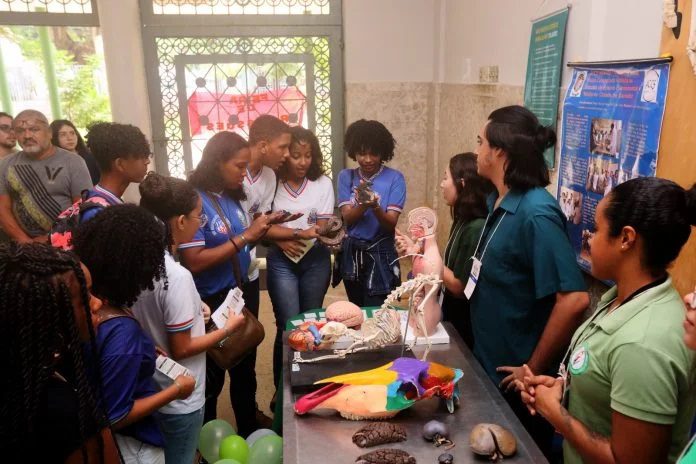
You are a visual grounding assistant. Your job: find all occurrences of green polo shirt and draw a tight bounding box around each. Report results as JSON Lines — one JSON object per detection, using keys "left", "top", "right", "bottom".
{"left": 564, "top": 278, "right": 696, "bottom": 464}
{"left": 469, "top": 187, "right": 586, "bottom": 382}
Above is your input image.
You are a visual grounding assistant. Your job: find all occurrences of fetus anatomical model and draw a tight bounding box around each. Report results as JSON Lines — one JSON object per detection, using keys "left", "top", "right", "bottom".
{"left": 395, "top": 207, "right": 443, "bottom": 337}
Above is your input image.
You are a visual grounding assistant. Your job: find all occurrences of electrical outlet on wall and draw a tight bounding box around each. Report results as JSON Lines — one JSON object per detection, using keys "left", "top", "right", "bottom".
{"left": 479, "top": 65, "right": 499, "bottom": 83}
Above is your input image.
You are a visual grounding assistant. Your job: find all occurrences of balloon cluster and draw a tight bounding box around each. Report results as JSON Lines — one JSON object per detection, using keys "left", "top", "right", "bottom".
{"left": 198, "top": 419, "right": 283, "bottom": 464}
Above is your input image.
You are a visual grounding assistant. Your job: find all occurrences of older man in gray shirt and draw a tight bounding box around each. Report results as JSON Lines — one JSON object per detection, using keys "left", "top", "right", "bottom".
{"left": 0, "top": 109, "right": 93, "bottom": 242}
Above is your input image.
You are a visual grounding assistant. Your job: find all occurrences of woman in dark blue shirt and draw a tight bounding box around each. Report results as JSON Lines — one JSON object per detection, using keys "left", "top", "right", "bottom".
{"left": 180, "top": 131, "right": 282, "bottom": 436}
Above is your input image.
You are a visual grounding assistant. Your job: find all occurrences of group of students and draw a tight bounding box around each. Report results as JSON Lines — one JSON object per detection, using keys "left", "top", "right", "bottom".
{"left": 2, "top": 103, "right": 696, "bottom": 464}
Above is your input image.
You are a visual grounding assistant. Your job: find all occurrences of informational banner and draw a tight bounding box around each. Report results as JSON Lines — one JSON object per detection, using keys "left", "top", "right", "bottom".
{"left": 524, "top": 8, "right": 569, "bottom": 168}
{"left": 557, "top": 62, "right": 670, "bottom": 273}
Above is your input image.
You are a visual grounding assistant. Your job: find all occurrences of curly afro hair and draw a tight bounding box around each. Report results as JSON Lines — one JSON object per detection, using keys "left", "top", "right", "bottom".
{"left": 344, "top": 119, "right": 396, "bottom": 162}
{"left": 73, "top": 204, "right": 166, "bottom": 307}
{"left": 86, "top": 122, "right": 150, "bottom": 172}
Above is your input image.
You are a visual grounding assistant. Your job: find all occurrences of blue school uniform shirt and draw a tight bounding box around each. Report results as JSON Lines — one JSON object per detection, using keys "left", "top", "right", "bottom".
{"left": 179, "top": 190, "right": 251, "bottom": 298}
{"left": 337, "top": 166, "right": 406, "bottom": 241}
{"left": 80, "top": 184, "right": 124, "bottom": 223}
{"left": 96, "top": 317, "right": 164, "bottom": 447}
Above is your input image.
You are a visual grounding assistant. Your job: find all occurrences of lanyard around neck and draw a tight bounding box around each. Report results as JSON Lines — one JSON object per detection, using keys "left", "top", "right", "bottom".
{"left": 471, "top": 211, "right": 507, "bottom": 262}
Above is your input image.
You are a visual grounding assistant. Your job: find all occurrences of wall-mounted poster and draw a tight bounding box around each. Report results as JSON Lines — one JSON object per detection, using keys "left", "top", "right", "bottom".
{"left": 558, "top": 61, "right": 670, "bottom": 273}
{"left": 524, "top": 8, "right": 569, "bottom": 168}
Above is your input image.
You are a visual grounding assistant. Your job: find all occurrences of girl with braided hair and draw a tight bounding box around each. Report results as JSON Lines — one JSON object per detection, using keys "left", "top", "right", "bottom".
{"left": 0, "top": 242, "right": 119, "bottom": 463}
{"left": 73, "top": 204, "right": 196, "bottom": 464}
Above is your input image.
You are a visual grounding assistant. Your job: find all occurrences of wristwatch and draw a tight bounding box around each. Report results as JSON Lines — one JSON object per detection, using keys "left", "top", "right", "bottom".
{"left": 293, "top": 228, "right": 301, "bottom": 239}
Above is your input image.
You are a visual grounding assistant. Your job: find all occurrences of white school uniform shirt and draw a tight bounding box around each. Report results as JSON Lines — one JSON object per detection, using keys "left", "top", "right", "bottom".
{"left": 131, "top": 251, "right": 206, "bottom": 415}
{"left": 241, "top": 166, "right": 277, "bottom": 281}
{"left": 272, "top": 174, "right": 335, "bottom": 244}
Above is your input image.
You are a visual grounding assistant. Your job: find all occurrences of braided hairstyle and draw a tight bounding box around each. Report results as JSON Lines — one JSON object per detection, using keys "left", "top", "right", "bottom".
{"left": 0, "top": 242, "right": 106, "bottom": 462}
{"left": 73, "top": 204, "right": 167, "bottom": 306}
{"left": 139, "top": 171, "right": 199, "bottom": 250}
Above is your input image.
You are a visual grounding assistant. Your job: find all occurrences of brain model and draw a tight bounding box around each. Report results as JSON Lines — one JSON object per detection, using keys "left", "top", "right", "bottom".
{"left": 325, "top": 301, "right": 364, "bottom": 328}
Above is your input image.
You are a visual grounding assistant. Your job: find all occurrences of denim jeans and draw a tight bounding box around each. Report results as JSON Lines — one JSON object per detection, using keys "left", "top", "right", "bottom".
{"left": 156, "top": 407, "right": 204, "bottom": 464}
{"left": 267, "top": 243, "right": 331, "bottom": 386}
{"left": 114, "top": 434, "right": 165, "bottom": 464}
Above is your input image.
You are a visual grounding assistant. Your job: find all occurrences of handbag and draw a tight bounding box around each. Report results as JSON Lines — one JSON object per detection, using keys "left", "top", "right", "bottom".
{"left": 204, "top": 192, "right": 265, "bottom": 370}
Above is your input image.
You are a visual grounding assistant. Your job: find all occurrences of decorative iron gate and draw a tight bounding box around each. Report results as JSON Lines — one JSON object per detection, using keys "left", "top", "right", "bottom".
{"left": 140, "top": 0, "right": 344, "bottom": 179}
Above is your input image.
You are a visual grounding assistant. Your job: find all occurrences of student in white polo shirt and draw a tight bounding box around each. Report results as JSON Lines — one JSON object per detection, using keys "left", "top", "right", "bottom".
{"left": 133, "top": 172, "right": 245, "bottom": 464}
{"left": 239, "top": 115, "right": 292, "bottom": 426}
{"left": 265, "top": 126, "right": 334, "bottom": 387}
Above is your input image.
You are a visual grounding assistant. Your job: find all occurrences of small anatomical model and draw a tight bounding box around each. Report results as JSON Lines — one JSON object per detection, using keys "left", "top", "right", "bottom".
{"left": 355, "top": 449, "right": 416, "bottom": 464}
{"left": 352, "top": 423, "right": 407, "bottom": 448}
{"left": 469, "top": 423, "right": 517, "bottom": 461}
{"left": 325, "top": 300, "right": 364, "bottom": 328}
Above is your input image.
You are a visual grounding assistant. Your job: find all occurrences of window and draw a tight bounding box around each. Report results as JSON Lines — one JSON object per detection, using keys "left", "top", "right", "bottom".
{"left": 0, "top": 0, "right": 110, "bottom": 128}
{"left": 0, "top": 0, "right": 93, "bottom": 14}
{"left": 152, "top": 0, "right": 330, "bottom": 16}
{"left": 140, "top": 0, "right": 343, "bottom": 178}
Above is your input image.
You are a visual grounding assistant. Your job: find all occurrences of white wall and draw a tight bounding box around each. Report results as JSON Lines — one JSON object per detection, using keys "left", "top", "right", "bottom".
{"left": 439, "top": 0, "right": 663, "bottom": 86}
{"left": 343, "top": 0, "right": 438, "bottom": 82}
{"left": 96, "top": 0, "right": 151, "bottom": 138}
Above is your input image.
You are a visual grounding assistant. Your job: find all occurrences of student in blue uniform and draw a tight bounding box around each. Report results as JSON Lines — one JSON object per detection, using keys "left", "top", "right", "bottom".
{"left": 179, "top": 131, "right": 280, "bottom": 436}
{"left": 336, "top": 119, "right": 406, "bottom": 307}
{"left": 73, "top": 205, "right": 196, "bottom": 464}
{"left": 80, "top": 122, "right": 151, "bottom": 223}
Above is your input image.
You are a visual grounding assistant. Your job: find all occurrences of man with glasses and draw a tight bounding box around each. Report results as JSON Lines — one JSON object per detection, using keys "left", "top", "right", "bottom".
{"left": 0, "top": 109, "right": 92, "bottom": 242}
{"left": 79, "top": 122, "right": 152, "bottom": 223}
{"left": 0, "top": 112, "right": 17, "bottom": 158}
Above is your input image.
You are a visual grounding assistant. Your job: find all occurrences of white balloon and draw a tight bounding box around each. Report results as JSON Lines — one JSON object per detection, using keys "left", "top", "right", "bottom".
{"left": 246, "top": 428, "right": 276, "bottom": 448}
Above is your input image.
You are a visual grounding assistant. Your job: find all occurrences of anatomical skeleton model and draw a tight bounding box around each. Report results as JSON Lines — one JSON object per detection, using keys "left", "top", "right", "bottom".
{"left": 290, "top": 207, "right": 444, "bottom": 362}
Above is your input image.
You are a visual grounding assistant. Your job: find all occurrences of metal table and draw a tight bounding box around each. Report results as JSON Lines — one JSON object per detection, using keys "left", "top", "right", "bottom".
{"left": 282, "top": 322, "right": 548, "bottom": 463}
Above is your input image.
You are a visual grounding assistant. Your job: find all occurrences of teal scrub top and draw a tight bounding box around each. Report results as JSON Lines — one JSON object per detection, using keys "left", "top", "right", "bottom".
{"left": 469, "top": 187, "right": 587, "bottom": 382}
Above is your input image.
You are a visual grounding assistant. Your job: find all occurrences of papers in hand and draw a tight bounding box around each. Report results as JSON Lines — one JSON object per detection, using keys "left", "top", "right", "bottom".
{"left": 283, "top": 239, "right": 314, "bottom": 263}
{"left": 156, "top": 355, "right": 191, "bottom": 380}
{"left": 211, "top": 287, "right": 245, "bottom": 329}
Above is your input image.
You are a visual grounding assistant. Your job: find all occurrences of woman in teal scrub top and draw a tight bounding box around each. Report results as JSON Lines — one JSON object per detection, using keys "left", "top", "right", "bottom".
{"left": 519, "top": 177, "right": 696, "bottom": 464}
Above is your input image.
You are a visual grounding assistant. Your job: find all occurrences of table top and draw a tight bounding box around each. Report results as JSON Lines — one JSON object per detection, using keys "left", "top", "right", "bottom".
{"left": 282, "top": 322, "right": 549, "bottom": 464}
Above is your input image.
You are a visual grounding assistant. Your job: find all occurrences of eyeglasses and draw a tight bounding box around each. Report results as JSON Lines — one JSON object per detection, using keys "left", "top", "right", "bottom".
{"left": 191, "top": 213, "right": 208, "bottom": 228}
{"left": 0, "top": 125, "right": 13, "bottom": 133}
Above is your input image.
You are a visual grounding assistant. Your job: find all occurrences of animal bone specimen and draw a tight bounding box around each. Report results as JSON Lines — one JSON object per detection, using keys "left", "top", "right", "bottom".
{"left": 294, "top": 357, "right": 463, "bottom": 420}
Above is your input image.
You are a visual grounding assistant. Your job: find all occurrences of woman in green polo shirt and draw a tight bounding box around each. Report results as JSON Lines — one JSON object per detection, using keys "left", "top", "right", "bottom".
{"left": 437, "top": 152, "right": 491, "bottom": 348}
{"left": 517, "top": 177, "right": 696, "bottom": 463}
{"left": 397, "top": 152, "right": 492, "bottom": 348}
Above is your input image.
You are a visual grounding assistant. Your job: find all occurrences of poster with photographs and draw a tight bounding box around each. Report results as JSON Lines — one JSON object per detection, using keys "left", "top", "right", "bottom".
{"left": 558, "top": 62, "right": 670, "bottom": 273}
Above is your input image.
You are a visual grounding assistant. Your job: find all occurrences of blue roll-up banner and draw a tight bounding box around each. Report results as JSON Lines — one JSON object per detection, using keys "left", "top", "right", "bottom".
{"left": 557, "top": 62, "right": 670, "bottom": 273}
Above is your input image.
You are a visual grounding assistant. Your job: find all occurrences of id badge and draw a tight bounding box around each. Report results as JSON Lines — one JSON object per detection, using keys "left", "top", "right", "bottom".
{"left": 463, "top": 258, "right": 482, "bottom": 300}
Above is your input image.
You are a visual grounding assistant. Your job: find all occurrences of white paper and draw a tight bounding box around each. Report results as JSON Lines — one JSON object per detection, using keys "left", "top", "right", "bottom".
{"left": 211, "top": 287, "right": 245, "bottom": 329}
{"left": 156, "top": 355, "right": 191, "bottom": 380}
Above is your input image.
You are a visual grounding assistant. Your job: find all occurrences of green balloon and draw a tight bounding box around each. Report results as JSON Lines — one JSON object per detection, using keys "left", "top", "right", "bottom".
{"left": 219, "top": 435, "right": 249, "bottom": 463}
{"left": 248, "top": 434, "right": 283, "bottom": 464}
{"left": 199, "top": 419, "right": 236, "bottom": 463}
{"left": 213, "top": 460, "right": 241, "bottom": 464}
